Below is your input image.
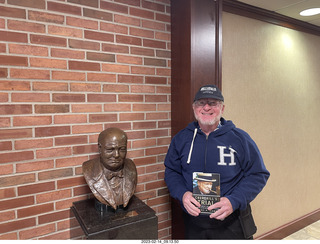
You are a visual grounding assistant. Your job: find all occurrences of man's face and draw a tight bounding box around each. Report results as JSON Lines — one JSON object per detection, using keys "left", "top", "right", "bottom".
{"left": 193, "top": 99, "right": 224, "bottom": 126}
{"left": 198, "top": 181, "right": 213, "bottom": 194}
{"left": 99, "top": 135, "right": 127, "bottom": 171}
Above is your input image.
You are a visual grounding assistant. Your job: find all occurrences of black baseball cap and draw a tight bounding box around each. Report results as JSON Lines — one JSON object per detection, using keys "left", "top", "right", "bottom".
{"left": 194, "top": 84, "right": 224, "bottom": 102}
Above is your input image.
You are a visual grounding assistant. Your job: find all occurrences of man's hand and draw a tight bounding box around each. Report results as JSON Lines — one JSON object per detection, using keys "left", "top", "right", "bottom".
{"left": 208, "top": 197, "right": 233, "bottom": 220}
{"left": 182, "top": 191, "right": 201, "bottom": 216}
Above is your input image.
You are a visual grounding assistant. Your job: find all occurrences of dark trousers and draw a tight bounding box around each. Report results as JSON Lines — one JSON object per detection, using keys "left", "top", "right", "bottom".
{"left": 183, "top": 211, "right": 249, "bottom": 240}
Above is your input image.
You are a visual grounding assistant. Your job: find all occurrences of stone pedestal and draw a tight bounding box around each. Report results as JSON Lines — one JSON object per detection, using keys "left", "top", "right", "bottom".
{"left": 71, "top": 195, "right": 158, "bottom": 240}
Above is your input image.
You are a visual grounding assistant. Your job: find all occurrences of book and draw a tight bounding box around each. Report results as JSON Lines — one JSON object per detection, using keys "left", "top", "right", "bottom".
{"left": 192, "top": 172, "right": 220, "bottom": 215}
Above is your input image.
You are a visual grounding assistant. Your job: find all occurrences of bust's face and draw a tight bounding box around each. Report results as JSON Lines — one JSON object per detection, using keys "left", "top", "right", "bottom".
{"left": 99, "top": 132, "right": 127, "bottom": 171}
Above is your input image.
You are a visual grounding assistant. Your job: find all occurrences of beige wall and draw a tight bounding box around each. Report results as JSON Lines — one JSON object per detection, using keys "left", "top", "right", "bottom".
{"left": 222, "top": 12, "right": 320, "bottom": 237}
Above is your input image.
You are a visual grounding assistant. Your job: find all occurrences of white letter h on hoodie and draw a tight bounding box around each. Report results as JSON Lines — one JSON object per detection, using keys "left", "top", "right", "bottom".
{"left": 217, "top": 146, "right": 236, "bottom": 166}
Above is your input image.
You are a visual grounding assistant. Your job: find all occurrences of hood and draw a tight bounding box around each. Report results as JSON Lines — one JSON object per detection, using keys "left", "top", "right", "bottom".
{"left": 186, "top": 118, "right": 236, "bottom": 164}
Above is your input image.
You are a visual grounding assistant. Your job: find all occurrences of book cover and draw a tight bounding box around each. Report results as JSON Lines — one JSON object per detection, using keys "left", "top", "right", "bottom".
{"left": 192, "top": 172, "right": 220, "bottom": 215}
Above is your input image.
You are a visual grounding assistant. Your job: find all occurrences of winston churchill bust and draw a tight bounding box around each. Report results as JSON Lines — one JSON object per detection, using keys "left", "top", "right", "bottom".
{"left": 82, "top": 128, "right": 137, "bottom": 210}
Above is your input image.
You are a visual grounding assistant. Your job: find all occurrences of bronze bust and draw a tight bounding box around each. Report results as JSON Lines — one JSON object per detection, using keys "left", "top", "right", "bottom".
{"left": 82, "top": 128, "right": 137, "bottom": 210}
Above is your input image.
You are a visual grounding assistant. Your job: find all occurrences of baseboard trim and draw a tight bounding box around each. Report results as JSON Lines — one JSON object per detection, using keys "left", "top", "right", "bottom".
{"left": 256, "top": 208, "right": 320, "bottom": 240}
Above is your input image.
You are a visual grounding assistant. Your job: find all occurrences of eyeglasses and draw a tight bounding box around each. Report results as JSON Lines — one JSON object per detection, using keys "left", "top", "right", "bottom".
{"left": 194, "top": 100, "right": 221, "bottom": 107}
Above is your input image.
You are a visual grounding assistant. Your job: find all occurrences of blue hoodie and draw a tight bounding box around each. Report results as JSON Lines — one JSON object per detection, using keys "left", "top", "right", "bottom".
{"left": 164, "top": 118, "right": 270, "bottom": 212}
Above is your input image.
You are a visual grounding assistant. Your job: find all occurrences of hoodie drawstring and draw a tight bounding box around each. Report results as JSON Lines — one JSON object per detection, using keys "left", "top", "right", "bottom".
{"left": 187, "top": 128, "right": 197, "bottom": 164}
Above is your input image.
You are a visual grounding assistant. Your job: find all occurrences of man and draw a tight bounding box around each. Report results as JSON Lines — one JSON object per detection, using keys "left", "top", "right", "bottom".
{"left": 164, "top": 84, "right": 270, "bottom": 239}
{"left": 193, "top": 173, "right": 219, "bottom": 195}
{"left": 83, "top": 127, "right": 137, "bottom": 210}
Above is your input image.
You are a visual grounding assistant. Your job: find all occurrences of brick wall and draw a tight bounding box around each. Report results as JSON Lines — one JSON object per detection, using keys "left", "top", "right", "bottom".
{"left": 0, "top": 0, "right": 171, "bottom": 240}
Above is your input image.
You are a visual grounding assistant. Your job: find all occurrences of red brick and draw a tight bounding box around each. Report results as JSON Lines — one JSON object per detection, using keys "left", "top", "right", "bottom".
{"left": 36, "top": 190, "right": 72, "bottom": 204}
{"left": 19, "top": 223, "right": 56, "bottom": 240}
{"left": 118, "top": 74, "right": 144, "bottom": 83}
{"left": 18, "top": 203, "right": 54, "bottom": 218}
{"left": 69, "top": 39, "right": 100, "bottom": 50}
{"left": 131, "top": 66, "right": 155, "bottom": 75}
{"left": 101, "top": 63, "right": 130, "bottom": 73}
{"left": 145, "top": 76, "right": 167, "bottom": 85}
{"left": 116, "top": 35, "right": 142, "bottom": 46}
{"left": 0, "top": 43, "right": 5, "bottom": 52}
{"left": 87, "top": 93, "right": 116, "bottom": 102}
{"left": 143, "top": 39, "right": 166, "bottom": 48}
{"left": 0, "top": 196, "right": 34, "bottom": 211}
{"left": 83, "top": 8, "right": 112, "bottom": 21}
{"left": 130, "top": 27, "right": 154, "bottom": 38}
{"left": 102, "top": 43, "right": 129, "bottom": 53}
{"left": 65, "top": 81, "right": 97, "bottom": 91}
{"left": 104, "top": 103, "right": 131, "bottom": 112}
{"left": 142, "top": 0, "right": 165, "bottom": 12}
{"left": 55, "top": 155, "right": 87, "bottom": 167}
{"left": 52, "top": 71, "right": 86, "bottom": 81}
{"left": 132, "top": 138, "right": 156, "bottom": 149}
{"left": 72, "top": 124, "right": 103, "bottom": 134}
{"left": 69, "top": 60, "right": 100, "bottom": 71}
{"left": 146, "top": 129, "right": 169, "bottom": 138}
{"left": 0, "top": 104, "right": 32, "bottom": 115}
{"left": 51, "top": 48, "right": 85, "bottom": 59}
{"left": 35, "top": 126, "right": 70, "bottom": 137}
{"left": 0, "top": 128, "right": 32, "bottom": 140}
{"left": 47, "top": 2, "right": 81, "bottom": 16}
{"left": 57, "top": 176, "right": 86, "bottom": 189}
{"left": 116, "top": 55, "right": 143, "bottom": 65}
{"left": 100, "top": 22, "right": 128, "bottom": 34}
{"left": 87, "top": 52, "right": 115, "bottom": 62}
{"left": 0, "top": 232, "right": 17, "bottom": 240}
{"left": 114, "top": 14, "right": 140, "bottom": 26}
{"left": 68, "top": 0, "right": 99, "bottom": 8}
{"left": 146, "top": 112, "right": 168, "bottom": 120}
{"left": 87, "top": 72, "right": 116, "bottom": 82}
{"left": 38, "top": 168, "right": 73, "bottom": 181}
{"left": 15, "top": 138, "right": 53, "bottom": 150}
{"left": 144, "top": 57, "right": 167, "bottom": 67}
{"left": 30, "top": 34, "right": 67, "bottom": 47}
{"left": 100, "top": 1, "right": 128, "bottom": 13}
{"left": 35, "top": 104, "right": 69, "bottom": 114}
{"left": 0, "top": 55, "right": 28, "bottom": 66}
{"left": 0, "top": 117, "right": 10, "bottom": 127}
{"left": 146, "top": 179, "right": 166, "bottom": 191}
{"left": 10, "top": 68, "right": 50, "bottom": 79}
{"left": 16, "top": 159, "right": 54, "bottom": 173}
{"left": 33, "top": 82, "right": 68, "bottom": 91}
{"left": 11, "top": 93, "right": 50, "bottom": 102}
{"left": 73, "top": 185, "right": 91, "bottom": 196}
{"left": 0, "top": 150, "right": 34, "bottom": 164}
{"left": 0, "top": 210, "right": 15, "bottom": 222}
{"left": 8, "top": 19, "right": 46, "bottom": 33}
{"left": 145, "top": 94, "right": 167, "bottom": 102}
{"left": 118, "top": 94, "right": 143, "bottom": 102}
{"left": 130, "top": 7, "right": 154, "bottom": 20}
{"left": 131, "top": 46, "right": 155, "bottom": 56}
{"left": 52, "top": 93, "right": 85, "bottom": 102}
{"left": 66, "top": 16, "right": 98, "bottom": 30}
{"left": 0, "top": 5, "right": 26, "bottom": 19}
{"left": 0, "top": 30, "right": 28, "bottom": 43}
{"left": 48, "top": 25, "right": 82, "bottom": 38}
{"left": 9, "top": 43, "right": 48, "bottom": 56}
{"left": 30, "top": 57, "right": 67, "bottom": 69}
{"left": 28, "top": 10, "right": 64, "bottom": 24}
{"left": 102, "top": 84, "right": 129, "bottom": 93}
{"left": 36, "top": 147, "right": 72, "bottom": 159}
{"left": 158, "top": 119, "right": 170, "bottom": 128}
{"left": 155, "top": 31, "right": 170, "bottom": 41}
{"left": 84, "top": 30, "right": 114, "bottom": 42}
{"left": 120, "top": 112, "right": 144, "bottom": 121}
{"left": 18, "top": 181, "right": 55, "bottom": 196}
{"left": 71, "top": 104, "right": 102, "bottom": 113}
{"left": 0, "top": 68, "right": 7, "bottom": 78}
{"left": 134, "top": 156, "right": 157, "bottom": 166}
{"left": 0, "top": 218, "right": 36, "bottom": 234}
{"left": 0, "top": 187, "right": 15, "bottom": 198}
{"left": 156, "top": 12, "right": 170, "bottom": 23}
{"left": 0, "top": 141, "right": 12, "bottom": 151}
{"left": 156, "top": 49, "right": 170, "bottom": 58}
{"left": 88, "top": 113, "right": 117, "bottom": 123}
{"left": 8, "top": 0, "right": 46, "bottom": 9}
{"left": 133, "top": 121, "right": 157, "bottom": 129}
{"left": 54, "top": 114, "right": 87, "bottom": 124}
{"left": 146, "top": 146, "right": 168, "bottom": 156}
{"left": 13, "top": 116, "right": 52, "bottom": 127}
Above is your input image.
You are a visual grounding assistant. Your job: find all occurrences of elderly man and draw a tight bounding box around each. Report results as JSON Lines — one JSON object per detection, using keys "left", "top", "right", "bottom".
{"left": 164, "top": 84, "right": 270, "bottom": 239}
{"left": 83, "top": 127, "right": 137, "bottom": 210}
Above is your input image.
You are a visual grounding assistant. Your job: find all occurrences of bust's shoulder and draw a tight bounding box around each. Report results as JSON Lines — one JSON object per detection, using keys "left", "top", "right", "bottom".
{"left": 82, "top": 158, "right": 101, "bottom": 179}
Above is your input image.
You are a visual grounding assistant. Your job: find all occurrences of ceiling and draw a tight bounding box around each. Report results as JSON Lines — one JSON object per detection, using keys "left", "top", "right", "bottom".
{"left": 237, "top": 0, "right": 320, "bottom": 27}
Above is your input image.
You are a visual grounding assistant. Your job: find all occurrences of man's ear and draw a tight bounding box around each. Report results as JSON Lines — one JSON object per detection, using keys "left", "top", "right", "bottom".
{"left": 98, "top": 143, "right": 101, "bottom": 153}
